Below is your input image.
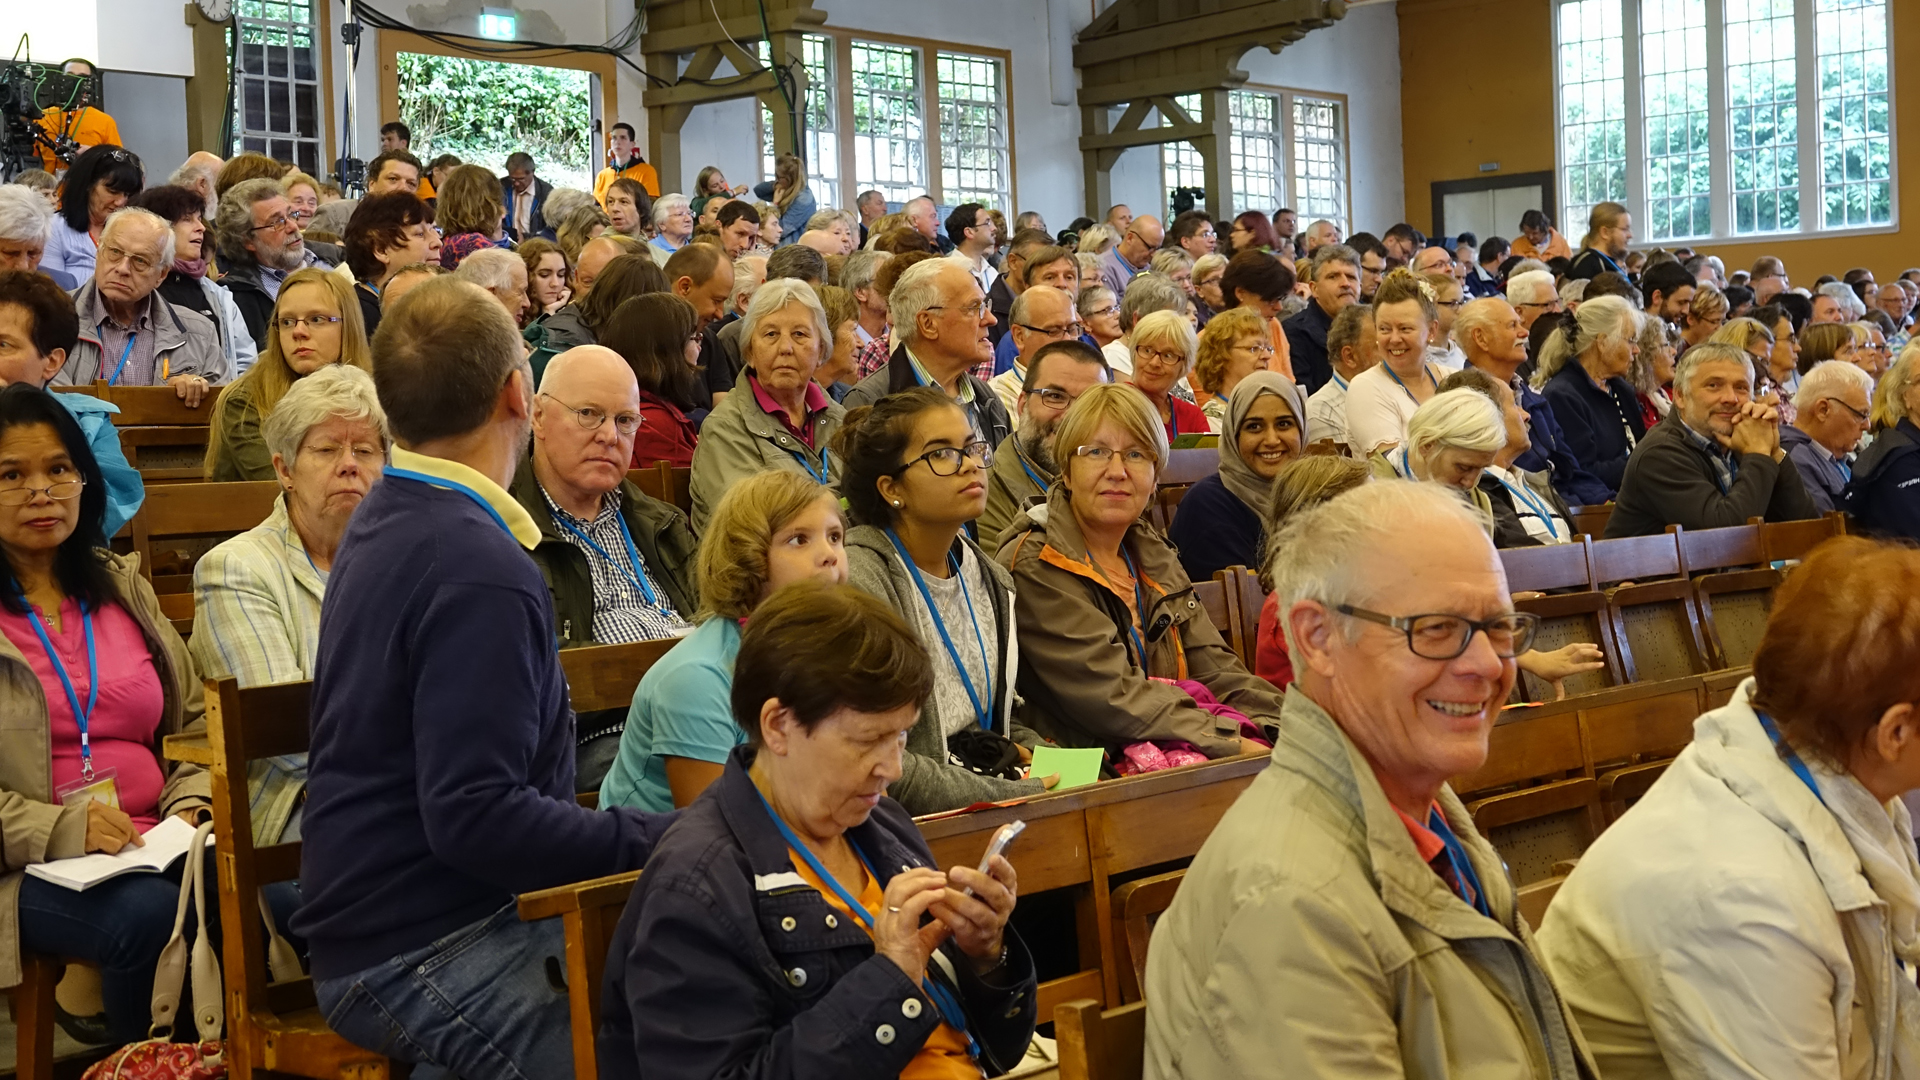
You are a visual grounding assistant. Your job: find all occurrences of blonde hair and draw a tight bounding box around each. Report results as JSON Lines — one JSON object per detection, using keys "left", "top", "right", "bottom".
{"left": 1258, "top": 456, "right": 1371, "bottom": 592}
{"left": 1533, "top": 294, "right": 1642, "bottom": 388}
{"left": 1708, "top": 315, "right": 1774, "bottom": 355}
{"left": 555, "top": 203, "right": 611, "bottom": 262}
{"left": 1872, "top": 342, "right": 1920, "bottom": 432}
{"left": 435, "top": 164, "right": 505, "bottom": 237}
{"left": 1193, "top": 307, "right": 1268, "bottom": 394}
{"left": 1127, "top": 309, "right": 1198, "bottom": 374}
{"left": 205, "top": 267, "right": 372, "bottom": 476}
{"left": 1077, "top": 224, "right": 1118, "bottom": 254}
{"left": 697, "top": 472, "right": 841, "bottom": 621}
{"left": 1052, "top": 382, "right": 1170, "bottom": 489}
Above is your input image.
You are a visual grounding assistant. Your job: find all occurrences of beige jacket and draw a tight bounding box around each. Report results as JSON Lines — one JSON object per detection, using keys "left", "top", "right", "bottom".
{"left": 1536, "top": 680, "right": 1920, "bottom": 1079}
{"left": 0, "top": 553, "right": 211, "bottom": 989}
{"left": 1144, "top": 687, "right": 1597, "bottom": 1080}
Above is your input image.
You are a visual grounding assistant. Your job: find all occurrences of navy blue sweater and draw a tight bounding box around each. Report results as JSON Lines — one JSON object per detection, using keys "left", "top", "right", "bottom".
{"left": 1167, "top": 474, "right": 1263, "bottom": 584}
{"left": 293, "top": 471, "right": 675, "bottom": 980}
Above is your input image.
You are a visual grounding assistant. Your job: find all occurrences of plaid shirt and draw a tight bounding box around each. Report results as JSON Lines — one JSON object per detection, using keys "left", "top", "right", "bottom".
{"left": 541, "top": 485, "right": 693, "bottom": 644}
{"left": 1677, "top": 416, "right": 1739, "bottom": 495}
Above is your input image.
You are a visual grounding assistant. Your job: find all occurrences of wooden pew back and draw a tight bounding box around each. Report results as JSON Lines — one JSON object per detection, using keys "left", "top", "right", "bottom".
{"left": 517, "top": 871, "right": 641, "bottom": 1080}
{"left": 558, "top": 638, "right": 680, "bottom": 713}
{"left": 128, "top": 480, "right": 282, "bottom": 597}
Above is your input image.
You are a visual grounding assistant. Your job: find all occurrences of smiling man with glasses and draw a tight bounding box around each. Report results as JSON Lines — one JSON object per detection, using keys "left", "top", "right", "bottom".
{"left": 58, "top": 207, "right": 226, "bottom": 402}
{"left": 1146, "top": 480, "right": 1597, "bottom": 1080}
{"left": 214, "top": 178, "right": 342, "bottom": 351}
{"left": 844, "top": 259, "right": 1014, "bottom": 451}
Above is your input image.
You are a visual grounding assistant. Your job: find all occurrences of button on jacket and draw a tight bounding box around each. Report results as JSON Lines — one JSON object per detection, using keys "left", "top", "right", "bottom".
{"left": 599, "top": 747, "right": 1039, "bottom": 1080}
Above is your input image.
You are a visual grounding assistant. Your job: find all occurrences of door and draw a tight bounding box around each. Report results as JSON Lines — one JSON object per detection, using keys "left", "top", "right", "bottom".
{"left": 1430, "top": 171, "right": 1556, "bottom": 244}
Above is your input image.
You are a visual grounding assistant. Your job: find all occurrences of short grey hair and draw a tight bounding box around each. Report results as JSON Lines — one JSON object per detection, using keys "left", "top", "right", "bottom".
{"left": 1268, "top": 481, "right": 1491, "bottom": 656}
{"left": 1406, "top": 388, "right": 1506, "bottom": 469}
{"left": 1817, "top": 281, "right": 1866, "bottom": 320}
{"left": 1117, "top": 272, "right": 1190, "bottom": 331}
{"left": 1192, "top": 252, "right": 1227, "bottom": 282}
{"left": 650, "top": 192, "right": 691, "bottom": 230}
{"left": 103, "top": 207, "right": 176, "bottom": 268}
{"left": 214, "top": 177, "right": 286, "bottom": 263}
{"left": 739, "top": 277, "right": 833, "bottom": 368}
{"left": 0, "top": 186, "right": 52, "bottom": 245}
{"left": 1310, "top": 243, "right": 1359, "bottom": 278}
{"left": 261, "top": 363, "right": 390, "bottom": 467}
{"left": 167, "top": 156, "right": 219, "bottom": 191}
{"left": 842, "top": 249, "right": 888, "bottom": 297}
{"left": 804, "top": 209, "right": 849, "bottom": 233}
{"left": 452, "top": 246, "right": 523, "bottom": 298}
{"left": 888, "top": 258, "right": 952, "bottom": 343}
{"left": 1076, "top": 284, "right": 1116, "bottom": 321}
{"left": 1793, "top": 358, "right": 1873, "bottom": 412}
{"left": 1507, "top": 269, "right": 1557, "bottom": 306}
{"left": 1149, "top": 248, "right": 1193, "bottom": 277}
{"left": 1673, "top": 341, "right": 1755, "bottom": 395}
{"left": 541, "top": 187, "right": 595, "bottom": 228}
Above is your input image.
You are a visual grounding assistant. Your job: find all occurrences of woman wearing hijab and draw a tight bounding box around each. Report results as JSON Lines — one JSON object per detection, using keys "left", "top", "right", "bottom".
{"left": 1167, "top": 371, "right": 1307, "bottom": 581}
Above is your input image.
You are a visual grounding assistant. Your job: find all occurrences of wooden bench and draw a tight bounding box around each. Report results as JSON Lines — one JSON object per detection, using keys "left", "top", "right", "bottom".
{"left": 8, "top": 951, "right": 61, "bottom": 1080}
{"left": 1589, "top": 532, "right": 1714, "bottom": 684}
{"left": 1214, "top": 566, "right": 1266, "bottom": 672}
{"left": 1499, "top": 540, "right": 1622, "bottom": 699}
{"left": 1146, "top": 447, "right": 1219, "bottom": 532}
{"left": 59, "top": 382, "right": 215, "bottom": 484}
{"left": 516, "top": 871, "right": 641, "bottom": 1080}
{"left": 627, "top": 463, "right": 692, "bottom": 517}
{"left": 1055, "top": 999, "right": 1145, "bottom": 1080}
{"left": 557, "top": 637, "right": 680, "bottom": 713}
{"left": 126, "top": 480, "right": 282, "bottom": 605}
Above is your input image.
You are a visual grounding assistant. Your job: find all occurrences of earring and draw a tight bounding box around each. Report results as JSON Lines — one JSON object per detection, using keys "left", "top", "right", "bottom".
{"left": 892, "top": 500, "right": 902, "bottom": 507}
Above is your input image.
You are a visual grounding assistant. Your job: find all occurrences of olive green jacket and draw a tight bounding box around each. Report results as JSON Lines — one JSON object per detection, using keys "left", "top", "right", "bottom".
{"left": 205, "top": 375, "right": 274, "bottom": 482}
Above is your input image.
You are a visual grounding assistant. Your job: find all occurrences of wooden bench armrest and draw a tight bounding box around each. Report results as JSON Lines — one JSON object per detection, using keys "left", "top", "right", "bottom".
{"left": 163, "top": 731, "right": 217, "bottom": 766}
{"left": 517, "top": 870, "right": 643, "bottom": 922}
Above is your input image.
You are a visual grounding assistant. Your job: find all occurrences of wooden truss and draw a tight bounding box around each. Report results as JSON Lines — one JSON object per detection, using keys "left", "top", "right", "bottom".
{"left": 1076, "top": 0, "right": 1348, "bottom": 220}
{"left": 640, "top": 0, "right": 827, "bottom": 193}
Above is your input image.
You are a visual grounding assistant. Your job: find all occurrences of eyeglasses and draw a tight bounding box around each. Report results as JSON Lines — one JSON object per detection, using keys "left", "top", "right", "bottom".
{"left": 301, "top": 442, "right": 385, "bottom": 466}
{"left": 1824, "top": 396, "right": 1871, "bottom": 423}
{"left": 899, "top": 440, "right": 993, "bottom": 476}
{"left": 538, "top": 393, "right": 643, "bottom": 436}
{"left": 97, "top": 243, "right": 156, "bottom": 275}
{"left": 1134, "top": 345, "right": 1187, "bottom": 368}
{"left": 277, "top": 315, "right": 343, "bottom": 330}
{"left": 926, "top": 301, "right": 989, "bottom": 321}
{"left": 1231, "top": 340, "right": 1276, "bottom": 357}
{"left": 1084, "top": 303, "right": 1119, "bottom": 319}
{"left": 1436, "top": 298, "right": 1467, "bottom": 309}
{"left": 1027, "top": 388, "right": 1073, "bottom": 409}
{"left": 1073, "top": 444, "right": 1156, "bottom": 472}
{"left": 1514, "top": 301, "right": 1563, "bottom": 312}
{"left": 1016, "top": 321, "right": 1083, "bottom": 340}
{"left": 1335, "top": 604, "right": 1539, "bottom": 660}
{"left": 0, "top": 479, "right": 85, "bottom": 506}
{"left": 250, "top": 214, "right": 299, "bottom": 234}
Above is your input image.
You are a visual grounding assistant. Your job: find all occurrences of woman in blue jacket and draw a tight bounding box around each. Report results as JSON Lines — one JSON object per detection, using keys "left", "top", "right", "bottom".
{"left": 1845, "top": 346, "right": 1920, "bottom": 541}
{"left": 1533, "top": 296, "right": 1646, "bottom": 495}
{"left": 754, "top": 153, "right": 818, "bottom": 247}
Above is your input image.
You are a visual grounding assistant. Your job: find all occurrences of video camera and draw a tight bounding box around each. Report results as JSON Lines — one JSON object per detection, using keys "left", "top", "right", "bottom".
{"left": 1, "top": 38, "right": 92, "bottom": 180}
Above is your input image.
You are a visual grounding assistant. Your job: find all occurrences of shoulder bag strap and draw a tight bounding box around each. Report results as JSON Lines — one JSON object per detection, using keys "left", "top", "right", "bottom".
{"left": 148, "top": 821, "right": 216, "bottom": 1039}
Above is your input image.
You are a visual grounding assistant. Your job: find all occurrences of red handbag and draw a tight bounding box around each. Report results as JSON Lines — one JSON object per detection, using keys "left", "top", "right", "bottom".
{"left": 82, "top": 822, "right": 227, "bottom": 1079}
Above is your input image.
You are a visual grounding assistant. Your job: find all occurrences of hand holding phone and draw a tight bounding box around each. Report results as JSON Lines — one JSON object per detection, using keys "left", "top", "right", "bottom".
{"left": 968, "top": 820, "right": 1026, "bottom": 896}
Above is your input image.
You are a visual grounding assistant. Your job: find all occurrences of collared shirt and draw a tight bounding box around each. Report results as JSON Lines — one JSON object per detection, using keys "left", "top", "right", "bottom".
{"left": 512, "top": 185, "right": 534, "bottom": 237}
{"left": 1677, "top": 417, "right": 1740, "bottom": 494}
{"left": 388, "top": 444, "right": 541, "bottom": 550}
{"left": 538, "top": 482, "right": 693, "bottom": 645}
{"left": 260, "top": 247, "right": 329, "bottom": 302}
{"left": 905, "top": 345, "right": 987, "bottom": 442}
{"left": 748, "top": 371, "right": 834, "bottom": 448}
{"left": 1391, "top": 801, "right": 1485, "bottom": 914}
{"left": 950, "top": 249, "right": 999, "bottom": 298}
{"left": 88, "top": 286, "right": 162, "bottom": 386}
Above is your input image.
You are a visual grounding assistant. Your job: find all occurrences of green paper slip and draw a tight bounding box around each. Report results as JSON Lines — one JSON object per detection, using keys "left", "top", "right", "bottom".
{"left": 1029, "top": 746, "right": 1105, "bottom": 790}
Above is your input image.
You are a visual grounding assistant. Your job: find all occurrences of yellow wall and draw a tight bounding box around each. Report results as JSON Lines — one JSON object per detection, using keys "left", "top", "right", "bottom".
{"left": 1398, "top": 0, "right": 1919, "bottom": 281}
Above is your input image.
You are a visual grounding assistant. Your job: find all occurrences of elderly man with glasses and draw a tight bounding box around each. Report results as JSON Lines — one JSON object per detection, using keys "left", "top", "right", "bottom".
{"left": 1145, "top": 480, "right": 1598, "bottom": 1080}
{"left": 845, "top": 259, "right": 1013, "bottom": 450}
{"left": 58, "top": 207, "right": 226, "bottom": 403}
{"left": 988, "top": 285, "right": 1081, "bottom": 422}
{"left": 214, "top": 178, "right": 342, "bottom": 351}
{"left": 1099, "top": 213, "right": 1165, "bottom": 300}
{"left": 509, "top": 345, "right": 699, "bottom": 788}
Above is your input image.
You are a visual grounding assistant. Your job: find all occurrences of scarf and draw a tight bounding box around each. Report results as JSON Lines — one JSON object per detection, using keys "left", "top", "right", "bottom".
{"left": 1217, "top": 370, "right": 1308, "bottom": 520}
{"left": 1810, "top": 760, "right": 1920, "bottom": 1075}
{"left": 173, "top": 257, "right": 209, "bottom": 279}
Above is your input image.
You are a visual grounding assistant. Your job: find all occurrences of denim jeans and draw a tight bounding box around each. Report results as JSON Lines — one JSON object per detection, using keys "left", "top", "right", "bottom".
{"left": 314, "top": 903, "right": 571, "bottom": 1080}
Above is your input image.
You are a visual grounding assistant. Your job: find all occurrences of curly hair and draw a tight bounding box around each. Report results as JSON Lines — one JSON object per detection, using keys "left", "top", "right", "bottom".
{"left": 1192, "top": 306, "right": 1269, "bottom": 394}
{"left": 829, "top": 387, "right": 958, "bottom": 528}
{"left": 434, "top": 164, "right": 505, "bottom": 238}
{"left": 697, "top": 471, "right": 843, "bottom": 621}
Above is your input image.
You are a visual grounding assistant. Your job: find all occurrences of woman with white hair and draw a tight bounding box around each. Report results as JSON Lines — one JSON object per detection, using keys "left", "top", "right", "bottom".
{"left": 688, "top": 278, "right": 845, "bottom": 532}
{"left": 451, "top": 246, "right": 529, "bottom": 325}
{"left": 1845, "top": 343, "right": 1920, "bottom": 541}
{"left": 1534, "top": 294, "right": 1647, "bottom": 495}
{"left": 191, "top": 365, "right": 388, "bottom": 843}
{"left": 1368, "top": 387, "right": 1504, "bottom": 532}
{"left": 647, "top": 193, "right": 694, "bottom": 264}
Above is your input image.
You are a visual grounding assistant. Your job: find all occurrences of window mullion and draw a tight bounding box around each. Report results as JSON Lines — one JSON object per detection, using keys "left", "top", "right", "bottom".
{"left": 1794, "top": 0, "right": 1819, "bottom": 234}
{"left": 1622, "top": 0, "right": 1646, "bottom": 237}
{"left": 1706, "top": 0, "right": 1729, "bottom": 238}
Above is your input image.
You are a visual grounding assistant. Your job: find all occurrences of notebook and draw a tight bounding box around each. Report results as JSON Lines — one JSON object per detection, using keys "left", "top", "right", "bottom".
{"left": 24, "top": 815, "right": 210, "bottom": 892}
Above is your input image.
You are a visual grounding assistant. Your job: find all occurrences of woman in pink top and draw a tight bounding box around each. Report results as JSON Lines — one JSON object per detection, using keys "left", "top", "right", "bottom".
{"left": 0, "top": 383, "right": 215, "bottom": 1048}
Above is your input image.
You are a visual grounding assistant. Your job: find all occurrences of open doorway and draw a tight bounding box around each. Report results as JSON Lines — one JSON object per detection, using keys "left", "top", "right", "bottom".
{"left": 395, "top": 53, "right": 595, "bottom": 190}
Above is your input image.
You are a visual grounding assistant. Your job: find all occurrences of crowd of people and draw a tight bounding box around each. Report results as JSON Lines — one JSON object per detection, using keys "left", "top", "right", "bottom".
{"left": 2, "top": 112, "right": 1917, "bottom": 1080}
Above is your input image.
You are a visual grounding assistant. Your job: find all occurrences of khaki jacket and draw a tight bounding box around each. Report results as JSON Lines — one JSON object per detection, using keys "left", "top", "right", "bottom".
{"left": 0, "top": 553, "right": 210, "bottom": 989}
{"left": 688, "top": 366, "right": 843, "bottom": 533}
{"left": 1144, "top": 687, "right": 1598, "bottom": 1080}
{"left": 978, "top": 432, "right": 1048, "bottom": 556}
{"left": 994, "top": 488, "right": 1283, "bottom": 759}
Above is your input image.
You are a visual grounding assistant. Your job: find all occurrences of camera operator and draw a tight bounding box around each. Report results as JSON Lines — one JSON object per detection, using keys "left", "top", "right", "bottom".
{"left": 36, "top": 60, "right": 120, "bottom": 175}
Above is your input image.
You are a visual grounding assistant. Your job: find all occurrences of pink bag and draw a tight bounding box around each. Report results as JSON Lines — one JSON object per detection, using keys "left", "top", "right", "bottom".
{"left": 1115, "top": 680, "right": 1271, "bottom": 775}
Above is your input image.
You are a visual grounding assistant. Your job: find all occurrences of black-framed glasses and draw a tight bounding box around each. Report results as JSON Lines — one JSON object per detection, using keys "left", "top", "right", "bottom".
{"left": 1824, "top": 396, "right": 1871, "bottom": 423}
{"left": 538, "top": 393, "right": 642, "bottom": 436}
{"left": 899, "top": 440, "right": 992, "bottom": 476}
{"left": 250, "top": 213, "right": 299, "bottom": 234}
{"left": 1335, "top": 604, "right": 1539, "bottom": 660}
{"left": 1016, "top": 321, "right": 1083, "bottom": 340}
{"left": 1514, "top": 301, "right": 1563, "bottom": 312}
{"left": 0, "top": 479, "right": 85, "bottom": 506}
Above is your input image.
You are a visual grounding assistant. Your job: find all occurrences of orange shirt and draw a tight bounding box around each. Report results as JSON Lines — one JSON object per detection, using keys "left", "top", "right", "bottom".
{"left": 417, "top": 174, "right": 436, "bottom": 200}
{"left": 595, "top": 159, "right": 662, "bottom": 205}
{"left": 788, "top": 850, "right": 980, "bottom": 1080}
{"left": 1264, "top": 316, "right": 1296, "bottom": 381}
{"left": 38, "top": 107, "right": 121, "bottom": 171}
{"left": 1510, "top": 227, "right": 1572, "bottom": 262}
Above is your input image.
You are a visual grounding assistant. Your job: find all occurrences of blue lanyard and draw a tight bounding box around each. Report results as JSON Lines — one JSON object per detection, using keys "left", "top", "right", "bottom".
{"left": 1332, "top": 372, "right": 1349, "bottom": 391}
{"left": 1491, "top": 472, "right": 1562, "bottom": 540}
{"left": 790, "top": 446, "right": 830, "bottom": 485}
{"left": 1755, "top": 710, "right": 1827, "bottom": 808}
{"left": 1015, "top": 447, "right": 1050, "bottom": 494}
{"left": 1166, "top": 403, "right": 1180, "bottom": 439}
{"left": 884, "top": 530, "right": 994, "bottom": 731}
{"left": 750, "top": 785, "right": 982, "bottom": 1060}
{"left": 553, "top": 506, "right": 665, "bottom": 611}
{"left": 1427, "top": 807, "right": 1493, "bottom": 918}
{"left": 107, "top": 333, "right": 136, "bottom": 386}
{"left": 1382, "top": 361, "right": 1436, "bottom": 405}
{"left": 25, "top": 604, "right": 100, "bottom": 780}
{"left": 1397, "top": 446, "right": 1414, "bottom": 479}
{"left": 382, "top": 466, "right": 515, "bottom": 539}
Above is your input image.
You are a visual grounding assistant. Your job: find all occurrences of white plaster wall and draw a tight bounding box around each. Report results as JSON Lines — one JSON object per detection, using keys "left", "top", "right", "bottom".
{"left": 103, "top": 72, "right": 190, "bottom": 177}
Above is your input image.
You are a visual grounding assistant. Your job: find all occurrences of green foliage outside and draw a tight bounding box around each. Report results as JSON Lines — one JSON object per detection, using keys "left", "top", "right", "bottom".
{"left": 396, "top": 53, "right": 594, "bottom": 190}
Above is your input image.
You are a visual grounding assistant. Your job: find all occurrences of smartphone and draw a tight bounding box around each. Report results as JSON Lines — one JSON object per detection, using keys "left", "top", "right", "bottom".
{"left": 968, "top": 820, "right": 1027, "bottom": 894}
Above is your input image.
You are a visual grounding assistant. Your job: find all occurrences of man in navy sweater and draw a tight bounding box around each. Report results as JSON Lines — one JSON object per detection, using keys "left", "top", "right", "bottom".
{"left": 293, "top": 277, "right": 675, "bottom": 1080}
